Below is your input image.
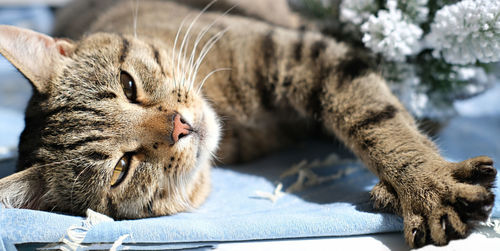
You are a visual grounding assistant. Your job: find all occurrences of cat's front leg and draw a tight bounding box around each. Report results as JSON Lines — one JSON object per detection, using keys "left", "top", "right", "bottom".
{"left": 255, "top": 29, "right": 497, "bottom": 248}
{"left": 322, "top": 63, "right": 497, "bottom": 248}
{"left": 314, "top": 52, "right": 497, "bottom": 248}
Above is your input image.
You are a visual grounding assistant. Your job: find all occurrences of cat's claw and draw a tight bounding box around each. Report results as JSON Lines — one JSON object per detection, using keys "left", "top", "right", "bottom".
{"left": 372, "top": 156, "right": 496, "bottom": 248}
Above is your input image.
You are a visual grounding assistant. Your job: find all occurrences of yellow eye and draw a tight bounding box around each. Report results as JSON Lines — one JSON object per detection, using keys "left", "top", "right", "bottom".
{"left": 111, "top": 155, "right": 131, "bottom": 187}
{"left": 120, "top": 71, "right": 137, "bottom": 102}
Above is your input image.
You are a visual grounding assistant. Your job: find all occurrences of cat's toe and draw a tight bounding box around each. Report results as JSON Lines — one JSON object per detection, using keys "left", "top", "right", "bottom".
{"left": 427, "top": 208, "right": 468, "bottom": 245}
{"left": 370, "top": 181, "right": 401, "bottom": 214}
{"left": 403, "top": 214, "right": 427, "bottom": 248}
{"left": 441, "top": 211, "right": 467, "bottom": 241}
{"left": 453, "top": 156, "right": 496, "bottom": 187}
{"left": 450, "top": 156, "right": 496, "bottom": 222}
{"left": 404, "top": 204, "right": 472, "bottom": 248}
{"left": 450, "top": 184, "right": 494, "bottom": 221}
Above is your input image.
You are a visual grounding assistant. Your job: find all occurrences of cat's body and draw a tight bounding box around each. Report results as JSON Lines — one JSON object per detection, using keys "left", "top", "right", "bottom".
{"left": 0, "top": 0, "right": 496, "bottom": 248}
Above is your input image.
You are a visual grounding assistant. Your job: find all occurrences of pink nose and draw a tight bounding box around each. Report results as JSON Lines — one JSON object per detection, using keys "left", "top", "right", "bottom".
{"left": 172, "top": 113, "right": 192, "bottom": 143}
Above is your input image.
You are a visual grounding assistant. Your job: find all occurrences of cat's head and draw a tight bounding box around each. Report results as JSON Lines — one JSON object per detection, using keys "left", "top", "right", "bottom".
{"left": 0, "top": 25, "right": 221, "bottom": 219}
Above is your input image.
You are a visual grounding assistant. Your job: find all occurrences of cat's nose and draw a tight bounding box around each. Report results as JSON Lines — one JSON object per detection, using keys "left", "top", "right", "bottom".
{"left": 172, "top": 113, "right": 192, "bottom": 143}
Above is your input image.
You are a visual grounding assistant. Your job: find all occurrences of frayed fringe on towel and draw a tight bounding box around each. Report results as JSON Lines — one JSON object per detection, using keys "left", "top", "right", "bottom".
{"left": 280, "top": 153, "right": 348, "bottom": 179}
{"left": 110, "top": 234, "right": 130, "bottom": 251}
{"left": 45, "top": 209, "right": 130, "bottom": 251}
{"left": 282, "top": 153, "right": 360, "bottom": 193}
{"left": 251, "top": 153, "right": 360, "bottom": 203}
{"left": 285, "top": 166, "right": 359, "bottom": 193}
{"left": 59, "top": 209, "right": 113, "bottom": 251}
{"left": 253, "top": 183, "right": 285, "bottom": 203}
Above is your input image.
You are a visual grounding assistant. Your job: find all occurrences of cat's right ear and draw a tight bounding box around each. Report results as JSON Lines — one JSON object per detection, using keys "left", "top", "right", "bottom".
{"left": 0, "top": 25, "right": 75, "bottom": 93}
{"left": 0, "top": 166, "right": 45, "bottom": 209}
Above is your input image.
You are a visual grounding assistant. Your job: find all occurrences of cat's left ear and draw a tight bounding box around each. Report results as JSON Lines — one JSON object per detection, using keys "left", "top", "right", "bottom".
{"left": 0, "top": 25, "right": 75, "bottom": 93}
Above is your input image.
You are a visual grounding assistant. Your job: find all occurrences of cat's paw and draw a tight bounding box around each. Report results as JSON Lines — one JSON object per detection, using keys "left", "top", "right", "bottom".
{"left": 400, "top": 156, "right": 496, "bottom": 248}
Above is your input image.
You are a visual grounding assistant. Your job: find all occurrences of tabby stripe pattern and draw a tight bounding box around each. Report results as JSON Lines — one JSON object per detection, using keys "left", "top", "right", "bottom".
{"left": 119, "top": 37, "right": 130, "bottom": 63}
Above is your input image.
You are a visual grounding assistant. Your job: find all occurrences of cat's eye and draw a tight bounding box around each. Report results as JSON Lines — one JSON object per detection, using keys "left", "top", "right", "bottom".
{"left": 110, "top": 154, "right": 131, "bottom": 187}
{"left": 120, "top": 71, "right": 137, "bottom": 102}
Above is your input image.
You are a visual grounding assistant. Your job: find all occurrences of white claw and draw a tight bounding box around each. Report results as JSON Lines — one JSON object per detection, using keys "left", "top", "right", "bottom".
{"left": 483, "top": 204, "right": 493, "bottom": 212}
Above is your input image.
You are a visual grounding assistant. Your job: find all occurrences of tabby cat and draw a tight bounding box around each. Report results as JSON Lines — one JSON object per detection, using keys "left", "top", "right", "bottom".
{"left": 0, "top": 0, "right": 496, "bottom": 248}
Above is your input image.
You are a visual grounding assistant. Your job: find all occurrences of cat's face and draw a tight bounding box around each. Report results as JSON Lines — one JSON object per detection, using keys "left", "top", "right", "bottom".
{"left": 0, "top": 26, "right": 220, "bottom": 218}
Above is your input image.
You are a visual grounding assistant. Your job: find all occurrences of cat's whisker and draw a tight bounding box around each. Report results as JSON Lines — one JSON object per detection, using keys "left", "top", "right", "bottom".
{"left": 190, "top": 28, "right": 228, "bottom": 90}
{"left": 92, "top": 67, "right": 105, "bottom": 87}
{"left": 209, "top": 152, "right": 221, "bottom": 163}
{"left": 93, "top": 72, "right": 102, "bottom": 85}
{"left": 203, "top": 143, "right": 222, "bottom": 163}
{"left": 177, "top": 0, "right": 217, "bottom": 91}
{"left": 173, "top": 15, "right": 190, "bottom": 89}
{"left": 69, "top": 163, "right": 93, "bottom": 211}
{"left": 33, "top": 157, "right": 85, "bottom": 168}
{"left": 197, "top": 68, "right": 231, "bottom": 94}
{"left": 193, "top": 28, "right": 228, "bottom": 71}
{"left": 131, "top": 0, "right": 139, "bottom": 38}
{"left": 175, "top": 16, "right": 195, "bottom": 90}
{"left": 181, "top": 33, "right": 192, "bottom": 90}
{"left": 186, "top": 4, "right": 239, "bottom": 90}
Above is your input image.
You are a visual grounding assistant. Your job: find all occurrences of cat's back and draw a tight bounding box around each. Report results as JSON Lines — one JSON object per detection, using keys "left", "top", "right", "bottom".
{"left": 53, "top": 0, "right": 301, "bottom": 39}
{"left": 53, "top": 0, "right": 190, "bottom": 39}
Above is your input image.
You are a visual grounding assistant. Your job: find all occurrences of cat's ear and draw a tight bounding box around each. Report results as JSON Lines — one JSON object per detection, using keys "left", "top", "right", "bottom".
{"left": 0, "top": 167, "right": 45, "bottom": 209}
{"left": 0, "top": 25, "right": 75, "bottom": 93}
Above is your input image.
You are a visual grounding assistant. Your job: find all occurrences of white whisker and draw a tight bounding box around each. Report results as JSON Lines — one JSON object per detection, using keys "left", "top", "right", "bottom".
{"left": 173, "top": 15, "right": 190, "bottom": 89}
{"left": 197, "top": 68, "right": 231, "bottom": 93}
{"left": 70, "top": 163, "right": 93, "bottom": 211}
{"left": 181, "top": 35, "right": 192, "bottom": 89}
{"left": 33, "top": 157, "right": 86, "bottom": 169}
{"left": 190, "top": 28, "right": 229, "bottom": 89}
{"left": 131, "top": 0, "right": 139, "bottom": 38}
{"left": 186, "top": 4, "right": 239, "bottom": 89}
{"left": 176, "top": 0, "right": 218, "bottom": 90}
{"left": 93, "top": 71, "right": 103, "bottom": 86}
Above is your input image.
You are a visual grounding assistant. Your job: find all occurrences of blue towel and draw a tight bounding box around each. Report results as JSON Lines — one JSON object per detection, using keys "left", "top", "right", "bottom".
{"left": 0, "top": 153, "right": 402, "bottom": 250}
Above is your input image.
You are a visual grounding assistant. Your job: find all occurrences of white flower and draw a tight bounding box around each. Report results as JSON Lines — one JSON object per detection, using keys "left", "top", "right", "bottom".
{"left": 397, "top": 0, "right": 429, "bottom": 24}
{"left": 340, "top": 0, "right": 377, "bottom": 25}
{"left": 426, "top": 0, "right": 500, "bottom": 65}
{"left": 361, "top": 2, "right": 423, "bottom": 61}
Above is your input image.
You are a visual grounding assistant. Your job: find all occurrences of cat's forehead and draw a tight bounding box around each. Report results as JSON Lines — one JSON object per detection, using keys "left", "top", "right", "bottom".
{"left": 77, "top": 33, "right": 123, "bottom": 51}
{"left": 72, "top": 33, "right": 160, "bottom": 69}
{"left": 61, "top": 33, "right": 172, "bottom": 102}
{"left": 76, "top": 33, "right": 165, "bottom": 60}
